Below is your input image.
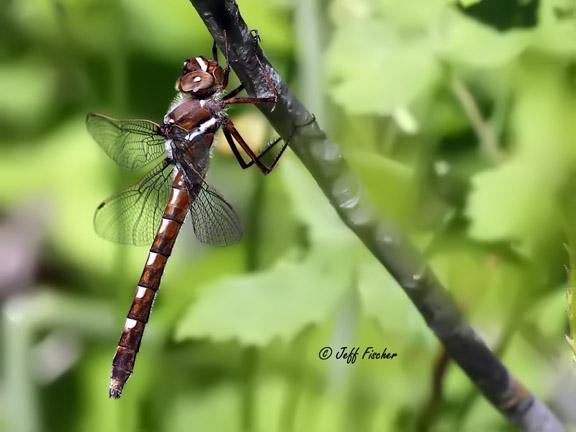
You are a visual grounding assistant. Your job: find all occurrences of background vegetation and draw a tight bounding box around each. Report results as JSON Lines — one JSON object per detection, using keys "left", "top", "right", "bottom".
{"left": 1, "top": 0, "right": 575, "bottom": 430}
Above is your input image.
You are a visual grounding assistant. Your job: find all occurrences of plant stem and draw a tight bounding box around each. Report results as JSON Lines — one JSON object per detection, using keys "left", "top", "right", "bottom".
{"left": 449, "top": 71, "right": 504, "bottom": 163}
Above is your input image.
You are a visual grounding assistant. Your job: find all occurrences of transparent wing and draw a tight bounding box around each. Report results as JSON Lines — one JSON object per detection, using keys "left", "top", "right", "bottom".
{"left": 94, "top": 160, "right": 174, "bottom": 246}
{"left": 86, "top": 113, "right": 166, "bottom": 170}
{"left": 189, "top": 183, "right": 243, "bottom": 247}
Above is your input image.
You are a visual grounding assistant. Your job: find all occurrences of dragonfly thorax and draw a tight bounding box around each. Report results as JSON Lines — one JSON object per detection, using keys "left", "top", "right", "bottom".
{"left": 163, "top": 93, "right": 225, "bottom": 133}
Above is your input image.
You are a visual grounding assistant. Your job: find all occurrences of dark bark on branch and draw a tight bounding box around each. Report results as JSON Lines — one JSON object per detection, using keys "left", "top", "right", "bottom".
{"left": 188, "top": 1, "right": 564, "bottom": 430}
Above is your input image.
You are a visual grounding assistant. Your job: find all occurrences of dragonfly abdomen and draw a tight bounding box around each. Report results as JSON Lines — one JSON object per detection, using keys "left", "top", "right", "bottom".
{"left": 109, "top": 172, "right": 190, "bottom": 398}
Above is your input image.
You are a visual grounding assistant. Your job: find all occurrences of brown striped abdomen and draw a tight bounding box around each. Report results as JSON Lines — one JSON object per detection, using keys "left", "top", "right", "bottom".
{"left": 109, "top": 171, "right": 189, "bottom": 399}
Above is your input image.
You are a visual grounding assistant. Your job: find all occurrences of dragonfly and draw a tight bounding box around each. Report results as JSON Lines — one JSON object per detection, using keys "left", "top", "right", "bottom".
{"left": 86, "top": 43, "right": 287, "bottom": 399}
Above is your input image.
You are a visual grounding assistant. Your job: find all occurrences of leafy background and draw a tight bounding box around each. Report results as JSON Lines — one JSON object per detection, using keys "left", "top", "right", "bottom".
{"left": 1, "top": 0, "right": 576, "bottom": 430}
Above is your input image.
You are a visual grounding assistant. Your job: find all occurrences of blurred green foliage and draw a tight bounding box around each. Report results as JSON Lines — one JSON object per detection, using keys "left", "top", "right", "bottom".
{"left": 1, "top": 0, "right": 576, "bottom": 431}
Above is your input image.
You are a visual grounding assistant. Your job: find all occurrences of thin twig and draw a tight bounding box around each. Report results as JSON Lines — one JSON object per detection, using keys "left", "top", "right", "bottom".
{"left": 187, "top": 1, "right": 564, "bottom": 430}
{"left": 449, "top": 71, "right": 504, "bottom": 163}
{"left": 416, "top": 348, "right": 450, "bottom": 432}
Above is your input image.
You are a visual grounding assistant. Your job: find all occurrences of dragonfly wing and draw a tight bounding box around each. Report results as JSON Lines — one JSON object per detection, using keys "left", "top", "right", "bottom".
{"left": 94, "top": 160, "right": 174, "bottom": 246}
{"left": 86, "top": 113, "right": 167, "bottom": 170}
{"left": 188, "top": 183, "right": 243, "bottom": 247}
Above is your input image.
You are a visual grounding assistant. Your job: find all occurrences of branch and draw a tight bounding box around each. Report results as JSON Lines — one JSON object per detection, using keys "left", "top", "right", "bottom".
{"left": 188, "top": 1, "right": 564, "bottom": 430}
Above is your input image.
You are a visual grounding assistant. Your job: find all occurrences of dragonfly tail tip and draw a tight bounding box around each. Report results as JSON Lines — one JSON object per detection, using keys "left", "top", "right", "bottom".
{"left": 109, "top": 379, "right": 124, "bottom": 399}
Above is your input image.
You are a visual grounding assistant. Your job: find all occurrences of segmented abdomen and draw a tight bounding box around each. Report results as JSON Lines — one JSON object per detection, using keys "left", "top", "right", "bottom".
{"left": 109, "top": 171, "right": 189, "bottom": 398}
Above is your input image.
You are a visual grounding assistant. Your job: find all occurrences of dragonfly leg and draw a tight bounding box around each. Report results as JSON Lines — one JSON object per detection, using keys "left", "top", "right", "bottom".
{"left": 250, "top": 29, "right": 261, "bottom": 43}
{"left": 224, "top": 54, "right": 277, "bottom": 107}
{"left": 222, "top": 128, "right": 252, "bottom": 169}
{"left": 223, "top": 84, "right": 244, "bottom": 100}
{"left": 210, "top": 32, "right": 231, "bottom": 89}
{"left": 222, "top": 30, "right": 231, "bottom": 88}
{"left": 224, "top": 95, "right": 276, "bottom": 105}
{"left": 222, "top": 114, "right": 316, "bottom": 174}
{"left": 212, "top": 40, "right": 218, "bottom": 63}
{"left": 223, "top": 120, "right": 288, "bottom": 174}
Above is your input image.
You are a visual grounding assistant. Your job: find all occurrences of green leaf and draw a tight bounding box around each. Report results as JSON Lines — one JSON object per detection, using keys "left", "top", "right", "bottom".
{"left": 465, "top": 160, "right": 561, "bottom": 253}
{"left": 459, "top": 0, "right": 482, "bottom": 7}
{"left": 438, "top": 9, "right": 531, "bottom": 67}
{"left": 325, "top": 19, "right": 439, "bottom": 115}
{"left": 532, "top": 0, "right": 576, "bottom": 55}
{"left": 465, "top": 60, "right": 576, "bottom": 252}
{"left": 174, "top": 243, "right": 353, "bottom": 346}
{"left": 329, "top": 0, "right": 452, "bottom": 29}
{"left": 376, "top": 0, "right": 453, "bottom": 27}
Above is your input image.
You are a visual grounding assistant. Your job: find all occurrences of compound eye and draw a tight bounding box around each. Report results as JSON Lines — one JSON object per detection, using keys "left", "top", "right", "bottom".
{"left": 178, "top": 71, "right": 215, "bottom": 93}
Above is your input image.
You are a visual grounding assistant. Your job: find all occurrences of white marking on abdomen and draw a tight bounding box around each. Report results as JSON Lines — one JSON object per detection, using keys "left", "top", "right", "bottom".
{"left": 146, "top": 252, "right": 161, "bottom": 266}
{"left": 168, "top": 188, "right": 185, "bottom": 206}
{"left": 125, "top": 318, "right": 137, "bottom": 329}
{"left": 157, "top": 218, "right": 171, "bottom": 235}
{"left": 136, "top": 286, "right": 148, "bottom": 299}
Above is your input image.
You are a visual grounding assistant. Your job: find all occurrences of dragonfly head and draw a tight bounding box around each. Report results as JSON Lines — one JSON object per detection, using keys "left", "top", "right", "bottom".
{"left": 177, "top": 56, "right": 226, "bottom": 97}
